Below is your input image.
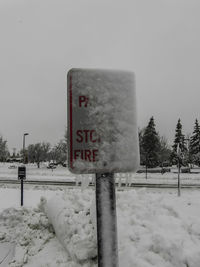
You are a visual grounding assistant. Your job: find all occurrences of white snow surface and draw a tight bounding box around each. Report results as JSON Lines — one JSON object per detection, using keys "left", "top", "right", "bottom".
{"left": 3, "top": 163, "right": 200, "bottom": 187}
{"left": 1, "top": 164, "right": 200, "bottom": 266}
{"left": 0, "top": 185, "right": 200, "bottom": 266}
{"left": 43, "top": 192, "right": 97, "bottom": 265}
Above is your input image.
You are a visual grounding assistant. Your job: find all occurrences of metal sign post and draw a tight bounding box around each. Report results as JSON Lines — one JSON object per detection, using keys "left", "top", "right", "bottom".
{"left": 96, "top": 173, "right": 118, "bottom": 267}
{"left": 67, "top": 69, "right": 139, "bottom": 267}
{"left": 178, "top": 159, "right": 181, "bottom": 197}
{"left": 177, "top": 144, "right": 181, "bottom": 197}
{"left": 21, "top": 179, "right": 24, "bottom": 206}
{"left": 18, "top": 166, "right": 26, "bottom": 206}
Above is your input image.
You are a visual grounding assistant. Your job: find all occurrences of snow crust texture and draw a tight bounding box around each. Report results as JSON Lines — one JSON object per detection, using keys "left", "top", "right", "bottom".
{"left": 45, "top": 189, "right": 200, "bottom": 267}
{"left": 117, "top": 189, "right": 200, "bottom": 267}
{"left": 68, "top": 69, "right": 139, "bottom": 173}
{"left": 43, "top": 190, "right": 97, "bottom": 266}
{"left": 0, "top": 206, "right": 55, "bottom": 266}
{"left": 0, "top": 188, "right": 200, "bottom": 266}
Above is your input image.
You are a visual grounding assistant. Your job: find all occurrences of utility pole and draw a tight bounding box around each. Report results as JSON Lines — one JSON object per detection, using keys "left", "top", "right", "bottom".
{"left": 23, "top": 133, "right": 29, "bottom": 164}
{"left": 177, "top": 143, "right": 181, "bottom": 197}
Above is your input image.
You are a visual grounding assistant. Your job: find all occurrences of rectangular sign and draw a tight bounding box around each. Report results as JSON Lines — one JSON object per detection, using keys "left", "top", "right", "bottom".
{"left": 67, "top": 68, "right": 139, "bottom": 174}
{"left": 18, "top": 166, "right": 26, "bottom": 180}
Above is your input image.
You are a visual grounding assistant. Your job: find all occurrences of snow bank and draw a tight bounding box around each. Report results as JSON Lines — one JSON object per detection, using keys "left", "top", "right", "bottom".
{"left": 0, "top": 188, "right": 200, "bottom": 266}
{"left": 117, "top": 189, "right": 200, "bottom": 267}
{"left": 42, "top": 188, "right": 200, "bottom": 267}
{"left": 43, "top": 190, "right": 97, "bottom": 265}
{"left": 0, "top": 206, "right": 55, "bottom": 266}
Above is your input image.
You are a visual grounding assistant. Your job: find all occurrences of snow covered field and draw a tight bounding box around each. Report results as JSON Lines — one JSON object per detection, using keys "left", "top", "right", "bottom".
{"left": 0, "top": 163, "right": 200, "bottom": 266}
{"left": 0, "top": 163, "right": 77, "bottom": 182}
{"left": 1, "top": 187, "right": 200, "bottom": 267}
{"left": 1, "top": 163, "right": 200, "bottom": 186}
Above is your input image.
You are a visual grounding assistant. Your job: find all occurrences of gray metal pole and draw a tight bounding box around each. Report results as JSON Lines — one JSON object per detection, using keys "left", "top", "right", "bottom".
{"left": 23, "top": 134, "right": 25, "bottom": 164}
{"left": 145, "top": 164, "right": 148, "bottom": 180}
{"left": 178, "top": 160, "right": 181, "bottom": 197}
{"left": 145, "top": 154, "right": 148, "bottom": 179}
{"left": 96, "top": 173, "right": 119, "bottom": 267}
{"left": 23, "top": 133, "right": 29, "bottom": 164}
{"left": 21, "top": 179, "right": 23, "bottom": 206}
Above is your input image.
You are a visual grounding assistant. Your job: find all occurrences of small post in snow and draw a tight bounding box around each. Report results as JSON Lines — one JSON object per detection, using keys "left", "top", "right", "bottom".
{"left": 177, "top": 143, "right": 181, "bottom": 197}
{"left": 145, "top": 154, "right": 148, "bottom": 179}
{"left": 21, "top": 179, "right": 24, "bottom": 206}
{"left": 177, "top": 160, "right": 181, "bottom": 197}
{"left": 18, "top": 166, "right": 26, "bottom": 206}
{"left": 96, "top": 173, "right": 118, "bottom": 267}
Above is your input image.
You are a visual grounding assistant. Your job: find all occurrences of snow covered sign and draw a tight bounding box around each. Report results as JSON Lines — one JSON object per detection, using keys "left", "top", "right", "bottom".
{"left": 67, "top": 68, "right": 139, "bottom": 174}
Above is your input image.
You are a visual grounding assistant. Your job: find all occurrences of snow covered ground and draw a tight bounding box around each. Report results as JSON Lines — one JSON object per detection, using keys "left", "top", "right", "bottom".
{"left": 1, "top": 187, "right": 200, "bottom": 267}
{"left": 1, "top": 163, "right": 200, "bottom": 186}
{"left": 0, "top": 163, "right": 77, "bottom": 182}
{"left": 0, "top": 163, "right": 200, "bottom": 266}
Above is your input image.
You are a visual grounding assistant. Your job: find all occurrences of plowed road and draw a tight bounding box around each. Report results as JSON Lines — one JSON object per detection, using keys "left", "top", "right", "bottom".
{"left": 0, "top": 179, "right": 200, "bottom": 188}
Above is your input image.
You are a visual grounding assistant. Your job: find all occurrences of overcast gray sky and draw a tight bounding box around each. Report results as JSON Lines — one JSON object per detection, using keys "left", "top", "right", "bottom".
{"left": 0, "top": 0, "right": 200, "bottom": 151}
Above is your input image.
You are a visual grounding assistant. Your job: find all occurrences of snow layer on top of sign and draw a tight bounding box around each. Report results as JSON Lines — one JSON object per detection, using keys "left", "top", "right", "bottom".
{"left": 68, "top": 68, "right": 139, "bottom": 174}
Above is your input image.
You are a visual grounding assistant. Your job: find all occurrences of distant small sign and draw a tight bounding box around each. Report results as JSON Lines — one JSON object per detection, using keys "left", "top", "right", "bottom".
{"left": 18, "top": 166, "right": 26, "bottom": 180}
{"left": 67, "top": 68, "right": 139, "bottom": 174}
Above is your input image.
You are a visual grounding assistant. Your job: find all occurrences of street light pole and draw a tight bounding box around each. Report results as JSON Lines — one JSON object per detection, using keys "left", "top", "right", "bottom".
{"left": 145, "top": 153, "right": 148, "bottom": 180}
{"left": 185, "top": 137, "right": 190, "bottom": 167}
{"left": 177, "top": 143, "right": 181, "bottom": 197}
{"left": 19, "top": 133, "right": 29, "bottom": 207}
{"left": 23, "top": 133, "right": 29, "bottom": 164}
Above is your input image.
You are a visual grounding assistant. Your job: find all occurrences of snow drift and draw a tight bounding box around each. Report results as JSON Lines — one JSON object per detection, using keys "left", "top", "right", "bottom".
{"left": 42, "top": 191, "right": 97, "bottom": 264}
{"left": 43, "top": 188, "right": 200, "bottom": 267}
{"left": 1, "top": 187, "right": 200, "bottom": 266}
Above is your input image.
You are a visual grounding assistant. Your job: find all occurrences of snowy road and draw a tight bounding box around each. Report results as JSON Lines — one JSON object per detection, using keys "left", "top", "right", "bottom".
{"left": 1, "top": 178, "right": 200, "bottom": 192}
{"left": 1, "top": 163, "right": 200, "bottom": 187}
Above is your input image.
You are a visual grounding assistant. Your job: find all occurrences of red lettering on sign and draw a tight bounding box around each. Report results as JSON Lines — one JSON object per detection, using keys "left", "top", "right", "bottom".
{"left": 74, "top": 150, "right": 80, "bottom": 160}
{"left": 74, "top": 149, "right": 99, "bottom": 162}
{"left": 90, "top": 130, "right": 97, "bottom": 143}
{"left": 85, "top": 150, "right": 91, "bottom": 161}
{"left": 76, "top": 130, "right": 100, "bottom": 143}
{"left": 84, "top": 130, "right": 90, "bottom": 142}
{"left": 76, "top": 130, "right": 83, "bottom": 143}
{"left": 79, "top": 96, "right": 89, "bottom": 107}
{"left": 92, "top": 149, "right": 98, "bottom": 162}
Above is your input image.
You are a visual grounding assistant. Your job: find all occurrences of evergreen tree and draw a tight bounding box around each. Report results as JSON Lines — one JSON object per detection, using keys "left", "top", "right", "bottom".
{"left": 190, "top": 119, "right": 200, "bottom": 165}
{"left": 141, "top": 117, "right": 160, "bottom": 168}
{"left": 171, "top": 119, "right": 186, "bottom": 164}
{"left": 190, "top": 119, "right": 200, "bottom": 154}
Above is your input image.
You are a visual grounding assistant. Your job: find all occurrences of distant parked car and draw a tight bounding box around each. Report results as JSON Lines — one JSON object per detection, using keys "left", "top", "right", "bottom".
{"left": 47, "top": 163, "right": 56, "bottom": 169}
{"left": 181, "top": 167, "right": 191, "bottom": 173}
{"left": 160, "top": 161, "right": 172, "bottom": 167}
{"left": 8, "top": 165, "right": 17, "bottom": 169}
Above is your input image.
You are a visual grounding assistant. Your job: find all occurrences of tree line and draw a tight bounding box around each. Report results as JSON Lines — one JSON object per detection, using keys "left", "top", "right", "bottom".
{"left": 140, "top": 117, "right": 200, "bottom": 168}
{"left": 0, "top": 132, "right": 67, "bottom": 168}
{"left": 1, "top": 117, "right": 200, "bottom": 168}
